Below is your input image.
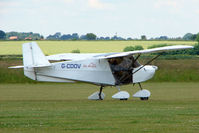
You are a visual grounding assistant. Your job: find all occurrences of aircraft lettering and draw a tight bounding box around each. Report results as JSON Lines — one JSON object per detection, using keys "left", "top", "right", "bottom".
{"left": 61, "top": 63, "right": 65, "bottom": 68}
{"left": 83, "top": 63, "right": 97, "bottom": 68}
{"left": 61, "top": 63, "right": 81, "bottom": 69}
{"left": 88, "top": 63, "right": 96, "bottom": 68}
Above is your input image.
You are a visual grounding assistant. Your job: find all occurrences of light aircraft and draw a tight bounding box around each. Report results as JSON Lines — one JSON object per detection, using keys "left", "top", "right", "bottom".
{"left": 10, "top": 42, "right": 193, "bottom": 100}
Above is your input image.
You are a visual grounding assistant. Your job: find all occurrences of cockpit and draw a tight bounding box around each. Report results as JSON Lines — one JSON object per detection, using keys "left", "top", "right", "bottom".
{"left": 108, "top": 56, "right": 141, "bottom": 85}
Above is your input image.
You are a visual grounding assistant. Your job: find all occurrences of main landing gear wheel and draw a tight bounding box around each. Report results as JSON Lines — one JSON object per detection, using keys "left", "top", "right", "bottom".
{"left": 133, "top": 83, "right": 151, "bottom": 100}
{"left": 112, "top": 86, "right": 130, "bottom": 100}
{"left": 88, "top": 86, "right": 105, "bottom": 100}
{"left": 140, "top": 97, "right": 149, "bottom": 100}
{"left": 119, "top": 98, "right": 128, "bottom": 101}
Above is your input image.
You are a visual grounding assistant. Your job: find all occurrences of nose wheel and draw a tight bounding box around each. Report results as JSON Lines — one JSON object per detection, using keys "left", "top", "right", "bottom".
{"left": 133, "top": 83, "right": 151, "bottom": 100}
{"left": 140, "top": 97, "right": 149, "bottom": 100}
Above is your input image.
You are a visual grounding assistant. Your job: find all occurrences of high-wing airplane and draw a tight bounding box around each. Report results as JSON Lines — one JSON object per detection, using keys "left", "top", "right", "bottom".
{"left": 10, "top": 42, "right": 193, "bottom": 100}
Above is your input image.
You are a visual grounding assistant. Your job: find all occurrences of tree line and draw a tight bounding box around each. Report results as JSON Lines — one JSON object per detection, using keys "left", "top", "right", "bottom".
{"left": 0, "top": 30, "right": 199, "bottom": 41}
{"left": 0, "top": 31, "right": 44, "bottom": 40}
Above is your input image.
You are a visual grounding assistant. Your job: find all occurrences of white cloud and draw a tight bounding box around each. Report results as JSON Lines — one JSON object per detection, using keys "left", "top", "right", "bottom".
{"left": 0, "top": 1, "right": 22, "bottom": 16}
{"left": 62, "top": 0, "right": 73, "bottom": 3}
{"left": 196, "top": 10, "right": 199, "bottom": 14}
{"left": 0, "top": 1, "right": 20, "bottom": 7}
{"left": 88, "top": 0, "right": 113, "bottom": 10}
{"left": 154, "top": 0, "right": 179, "bottom": 8}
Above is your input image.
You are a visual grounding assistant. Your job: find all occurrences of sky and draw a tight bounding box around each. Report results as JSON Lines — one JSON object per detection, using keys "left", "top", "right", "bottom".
{"left": 0, "top": 0, "right": 199, "bottom": 38}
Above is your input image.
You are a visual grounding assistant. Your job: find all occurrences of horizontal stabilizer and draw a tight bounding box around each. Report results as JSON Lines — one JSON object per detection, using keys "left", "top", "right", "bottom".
{"left": 8, "top": 64, "right": 51, "bottom": 69}
{"left": 8, "top": 66, "right": 24, "bottom": 69}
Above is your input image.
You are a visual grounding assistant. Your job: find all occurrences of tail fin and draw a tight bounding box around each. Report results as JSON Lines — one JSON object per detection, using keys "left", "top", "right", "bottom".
{"left": 23, "top": 42, "right": 50, "bottom": 67}
{"left": 23, "top": 42, "right": 51, "bottom": 80}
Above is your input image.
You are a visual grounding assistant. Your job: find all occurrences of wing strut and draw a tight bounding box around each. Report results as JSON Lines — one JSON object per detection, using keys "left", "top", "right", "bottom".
{"left": 134, "top": 54, "right": 141, "bottom": 62}
{"left": 133, "top": 54, "right": 161, "bottom": 74}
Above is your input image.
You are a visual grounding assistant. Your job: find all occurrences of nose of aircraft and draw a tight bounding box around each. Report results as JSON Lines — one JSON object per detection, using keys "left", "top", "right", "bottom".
{"left": 152, "top": 65, "right": 158, "bottom": 70}
{"left": 144, "top": 65, "right": 158, "bottom": 72}
{"left": 132, "top": 65, "right": 158, "bottom": 83}
{"left": 143, "top": 65, "right": 158, "bottom": 80}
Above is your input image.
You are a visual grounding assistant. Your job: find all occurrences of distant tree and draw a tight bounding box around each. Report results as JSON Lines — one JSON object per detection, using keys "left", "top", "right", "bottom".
{"left": 98, "top": 37, "right": 105, "bottom": 40}
{"left": 123, "top": 46, "right": 135, "bottom": 52}
{"left": 174, "top": 37, "right": 182, "bottom": 40}
{"left": 5, "top": 31, "right": 42, "bottom": 40}
{"left": 123, "top": 45, "right": 143, "bottom": 52}
{"left": 134, "top": 45, "right": 144, "bottom": 50}
{"left": 60, "top": 34, "right": 72, "bottom": 40}
{"left": 193, "top": 44, "right": 199, "bottom": 55}
{"left": 183, "top": 33, "right": 193, "bottom": 40}
{"left": 141, "top": 35, "right": 147, "bottom": 40}
{"left": 46, "top": 35, "right": 54, "bottom": 40}
{"left": 71, "top": 33, "right": 79, "bottom": 40}
{"left": 86, "top": 33, "right": 97, "bottom": 40}
{"left": 46, "top": 32, "right": 61, "bottom": 40}
{"left": 111, "top": 35, "right": 118, "bottom": 40}
{"left": 40, "top": 35, "right": 44, "bottom": 40}
{"left": 104, "top": 37, "right": 110, "bottom": 40}
{"left": 117, "top": 37, "right": 125, "bottom": 40}
{"left": 71, "top": 49, "right": 80, "bottom": 53}
{"left": 191, "top": 34, "right": 197, "bottom": 40}
{"left": 127, "top": 37, "right": 133, "bottom": 40}
{"left": 54, "top": 32, "right": 61, "bottom": 39}
{"left": 159, "top": 36, "right": 168, "bottom": 40}
{"left": 80, "top": 35, "right": 87, "bottom": 40}
{"left": 0, "top": 30, "right": 6, "bottom": 40}
{"left": 111, "top": 36, "right": 125, "bottom": 40}
{"left": 196, "top": 34, "right": 199, "bottom": 43}
{"left": 183, "top": 33, "right": 199, "bottom": 41}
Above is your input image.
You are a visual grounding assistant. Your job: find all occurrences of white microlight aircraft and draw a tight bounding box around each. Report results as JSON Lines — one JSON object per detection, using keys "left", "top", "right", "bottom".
{"left": 10, "top": 42, "right": 193, "bottom": 100}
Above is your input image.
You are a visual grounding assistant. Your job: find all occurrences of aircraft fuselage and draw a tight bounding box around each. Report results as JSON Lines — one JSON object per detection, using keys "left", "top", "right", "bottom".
{"left": 25, "top": 57, "right": 157, "bottom": 86}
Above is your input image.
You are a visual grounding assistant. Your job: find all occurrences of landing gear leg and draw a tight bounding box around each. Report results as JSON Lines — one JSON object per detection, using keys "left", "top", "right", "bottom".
{"left": 99, "top": 86, "right": 104, "bottom": 100}
{"left": 138, "top": 83, "right": 143, "bottom": 90}
{"left": 116, "top": 86, "right": 121, "bottom": 92}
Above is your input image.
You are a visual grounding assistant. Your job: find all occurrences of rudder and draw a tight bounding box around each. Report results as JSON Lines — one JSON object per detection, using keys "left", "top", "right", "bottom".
{"left": 23, "top": 42, "right": 50, "bottom": 80}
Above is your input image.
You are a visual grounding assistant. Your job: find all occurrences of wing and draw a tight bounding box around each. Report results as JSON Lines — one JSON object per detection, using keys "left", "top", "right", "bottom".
{"left": 46, "top": 53, "right": 105, "bottom": 61}
{"left": 97, "top": 45, "right": 194, "bottom": 59}
{"left": 46, "top": 45, "right": 193, "bottom": 61}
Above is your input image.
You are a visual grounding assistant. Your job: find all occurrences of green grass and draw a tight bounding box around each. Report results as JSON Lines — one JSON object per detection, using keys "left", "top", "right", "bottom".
{"left": 0, "top": 83, "right": 199, "bottom": 133}
{"left": 0, "top": 40, "right": 197, "bottom": 55}
{"left": 148, "top": 59, "right": 199, "bottom": 82}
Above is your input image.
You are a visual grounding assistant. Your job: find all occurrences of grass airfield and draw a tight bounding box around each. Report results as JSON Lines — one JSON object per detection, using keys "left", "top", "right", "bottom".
{"left": 0, "top": 40, "right": 199, "bottom": 132}
{"left": 0, "top": 83, "right": 199, "bottom": 133}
